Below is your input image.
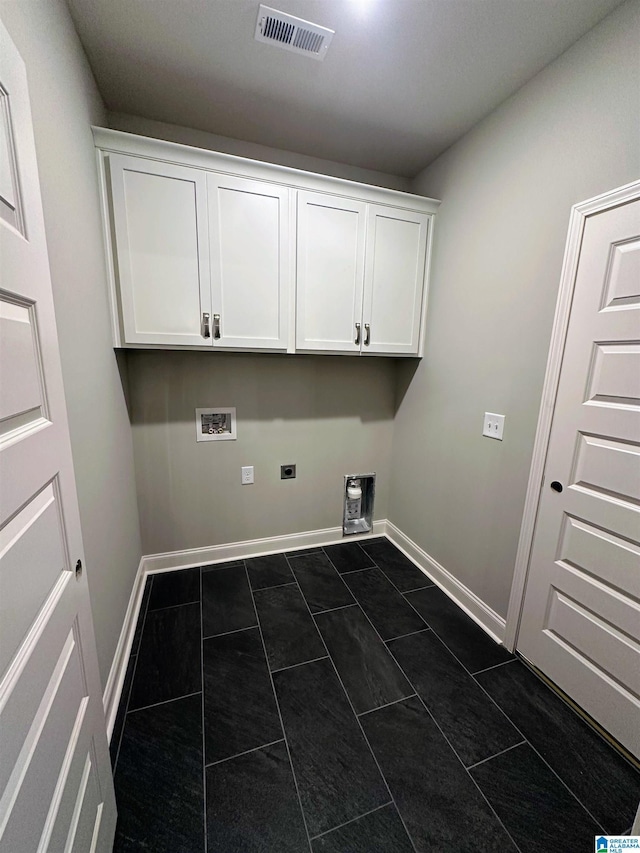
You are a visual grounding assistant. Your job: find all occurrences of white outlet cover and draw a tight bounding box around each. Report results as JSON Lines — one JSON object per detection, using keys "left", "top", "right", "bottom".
{"left": 483, "top": 412, "right": 505, "bottom": 440}
{"left": 241, "top": 466, "right": 254, "bottom": 484}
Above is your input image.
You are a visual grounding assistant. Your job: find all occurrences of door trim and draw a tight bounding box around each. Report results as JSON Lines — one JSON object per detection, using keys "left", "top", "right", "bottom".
{"left": 504, "top": 179, "right": 640, "bottom": 652}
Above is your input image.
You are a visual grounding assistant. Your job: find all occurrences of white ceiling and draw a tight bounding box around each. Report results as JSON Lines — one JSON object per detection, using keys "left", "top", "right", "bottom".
{"left": 66, "top": 0, "right": 624, "bottom": 177}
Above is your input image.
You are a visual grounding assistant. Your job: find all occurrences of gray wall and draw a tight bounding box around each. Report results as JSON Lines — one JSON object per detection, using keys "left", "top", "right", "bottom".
{"left": 108, "top": 112, "right": 411, "bottom": 192}
{"left": 389, "top": 0, "right": 640, "bottom": 619}
{"left": 1, "top": 0, "right": 142, "bottom": 688}
{"left": 128, "top": 351, "right": 396, "bottom": 555}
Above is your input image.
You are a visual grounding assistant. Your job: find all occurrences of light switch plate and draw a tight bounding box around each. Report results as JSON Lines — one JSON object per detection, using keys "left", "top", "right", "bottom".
{"left": 483, "top": 412, "right": 505, "bottom": 440}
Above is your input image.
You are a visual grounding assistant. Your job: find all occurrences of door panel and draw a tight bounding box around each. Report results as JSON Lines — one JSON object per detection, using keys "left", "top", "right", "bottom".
{"left": 362, "top": 206, "right": 428, "bottom": 355}
{"left": 0, "top": 18, "right": 116, "bottom": 851}
{"left": 109, "top": 154, "right": 212, "bottom": 346}
{"left": 208, "top": 175, "right": 290, "bottom": 349}
{"left": 518, "top": 193, "right": 640, "bottom": 757}
{"left": 296, "top": 191, "right": 366, "bottom": 352}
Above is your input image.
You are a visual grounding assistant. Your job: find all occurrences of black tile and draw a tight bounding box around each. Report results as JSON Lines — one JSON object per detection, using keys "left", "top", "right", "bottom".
{"left": 405, "top": 586, "right": 514, "bottom": 672}
{"left": 285, "top": 547, "right": 323, "bottom": 558}
{"left": 315, "top": 606, "right": 412, "bottom": 714}
{"left": 131, "top": 576, "right": 153, "bottom": 657}
{"left": 254, "top": 584, "right": 326, "bottom": 671}
{"left": 129, "top": 602, "right": 201, "bottom": 711}
{"left": 110, "top": 652, "right": 137, "bottom": 770}
{"left": 148, "top": 567, "right": 200, "bottom": 611}
{"left": 476, "top": 660, "right": 640, "bottom": 832}
{"left": 323, "top": 542, "right": 375, "bottom": 574}
{"left": 388, "top": 631, "right": 521, "bottom": 766}
{"left": 114, "top": 694, "right": 204, "bottom": 852}
{"left": 344, "top": 568, "right": 427, "bottom": 640}
{"left": 206, "top": 740, "right": 307, "bottom": 853}
{"left": 203, "top": 627, "right": 282, "bottom": 764}
{"left": 470, "top": 743, "right": 602, "bottom": 852}
{"left": 273, "top": 657, "right": 388, "bottom": 837}
{"left": 360, "top": 539, "right": 432, "bottom": 592}
{"left": 246, "top": 553, "right": 295, "bottom": 590}
{"left": 289, "top": 552, "right": 355, "bottom": 614}
{"left": 312, "top": 803, "right": 414, "bottom": 852}
{"left": 202, "top": 563, "right": 257, "bottom": 637}
{"left": 361, "top": 696, "right": 516, "bottom": 852}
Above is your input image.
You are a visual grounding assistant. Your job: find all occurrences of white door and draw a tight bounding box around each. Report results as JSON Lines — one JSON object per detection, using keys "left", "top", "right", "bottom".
{"left": 0, "top": 20, "right": 116, "bottom": 851}
{"left": 362, "top": 205, "right": 428, "bottom": 355}
{"left": 109, "top": 154, "right": 212, "bottom": 346}
{"left": 296, "top": 191, "right": 367, "bottom": 352}
{"left": 518, "top": 188, "right": 640, "bottom": 757}
{"left": 208, "top": 174, "right": 291, "bottom": 349}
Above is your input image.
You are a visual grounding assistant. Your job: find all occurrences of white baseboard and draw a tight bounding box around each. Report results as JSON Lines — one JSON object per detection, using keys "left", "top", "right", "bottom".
{"left": 104, "top": 517, "right": 508, "bottom": 739}
{"left": 385, "top": 520, "right": 506, "bottom": 644}
{"left": 103, "top": 520, "right": 386, "bottom": 738}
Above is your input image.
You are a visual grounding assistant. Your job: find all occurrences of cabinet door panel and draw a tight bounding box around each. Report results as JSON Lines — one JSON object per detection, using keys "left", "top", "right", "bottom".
{"left": 362, "top": 206, "right": 429, "bottom": 355}
{"left": 296, "top": 191, "right": 366, "bottom": 352}
{"left": 109, "top": 155, "right": 211, "bottom": 346}
{"left": 208, "top": 175, "right": 290, "bottom": 349}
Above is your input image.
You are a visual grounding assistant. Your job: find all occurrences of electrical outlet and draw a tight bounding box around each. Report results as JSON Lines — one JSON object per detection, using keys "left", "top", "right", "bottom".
{"left": 241, "top": 465, "right": 254, "bottom": 484}
{"left": 483, "top": 412, "right": 505, "bottom": 440}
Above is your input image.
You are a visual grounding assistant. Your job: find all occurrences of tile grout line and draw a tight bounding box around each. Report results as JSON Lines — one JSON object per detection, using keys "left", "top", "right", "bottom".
{"left": 335, "top": 565, "right": 377, "bottom": 576}
{"left": 341, "top": 572, "right": 525, "bottom": 853}
{"left": 113, "top": 576, "right": 153, "bottom": 773}
{"left": 200, "top": 566, "right": 208, "bottom": 853}
{"left": 285, "top": 552, "right": 421, "bottom": 853}
{"left": 205, "top": 738, "right": 285, "bottom": 770}
{"left": 127, "top": 689, "right": 203, "bottom": 716}
{"left": 252, "top": 580, "right": 298, "bottom": 593}
{"left": 147, "top": 598, "right": 200, "bottom": 614}
{"left": 421, "top": 620, "right": 607, "bottom": 833}
{"left": 245, "top": 562, "right": 315, "bottom": 853}
{"left": 465, "top": 740, "right": 527, "bottom": 770}
{"left": 271, "top": 655, "right": 329, "bottom": 675}
{"left": 202, "top": 623, "right": 258, "bottom": 642}
{"left": 472, "top": 658, "right": 519, "bottom": 676}
{"left": 384, "top": 626, "right": 431, "bottom": 644}
{"left": 313, "top": 602, "right": 359, "bottom": 616}
{"left": 357, "top": 694, "right": 418, "bottom": 718}
{"left": 308, "top": 799, "right": 394, "bottom": 841}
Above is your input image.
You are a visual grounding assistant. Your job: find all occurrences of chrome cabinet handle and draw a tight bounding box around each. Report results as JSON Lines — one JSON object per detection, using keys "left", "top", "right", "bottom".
{"left": 364, "top": 323, "right": 371, "bottom": 346}
{"left": 202, "top": 312, "right": 210, "bottom": 338}
{"left": 213, "top": 314, "right": 221, "bottom": 339}
{"left": 355, "top": 322, "right": 361, "bottom": 345}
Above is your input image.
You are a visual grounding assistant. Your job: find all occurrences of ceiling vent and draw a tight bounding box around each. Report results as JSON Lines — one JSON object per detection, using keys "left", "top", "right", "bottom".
{"left": 255, "top": 5, "right": 334, "bottom": 61}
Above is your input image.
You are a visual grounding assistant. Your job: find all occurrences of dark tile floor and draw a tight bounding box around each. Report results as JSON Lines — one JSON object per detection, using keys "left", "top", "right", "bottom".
{"left": 110, "top": 537, "right": 640, "bottom": 852}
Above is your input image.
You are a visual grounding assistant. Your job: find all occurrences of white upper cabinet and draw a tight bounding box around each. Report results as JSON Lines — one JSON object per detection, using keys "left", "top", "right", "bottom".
{"left": 208, "top": 175, "right": 291, "bottom": 350}
{"left": 96, "top": 129, "right": 439, "bottom": 356}
{"left": 362, "top": 205, "right": 429, "bottom": 355}
{"left": 296, "top": 191, "right": 367, "bottom": 352}
{"left": 109, "top": 154, "right": 212, "bottom": 346}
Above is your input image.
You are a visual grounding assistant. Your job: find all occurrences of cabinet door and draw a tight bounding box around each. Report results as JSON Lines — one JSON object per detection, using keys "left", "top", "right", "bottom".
{"left": 109, "top": 154, "right": 211, "bottom": 346}
{"left": 296, "top": 191, "right": 367, "bottom": 352}
{"left": 362, "top": 205, "right": 429, "bottom": 355}
{"left": 208, "top": 175, "right": 291, "bottom": 349}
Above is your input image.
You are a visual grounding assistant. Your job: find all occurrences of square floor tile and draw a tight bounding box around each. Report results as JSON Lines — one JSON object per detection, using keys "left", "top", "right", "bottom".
{"left": 388, "top": 631, "right": 521, "bottom": 766}
{"left": 315, "top": 606, "right": 412, "bottom": 714}
{"left": 202, "top": 563, "right": 257, "bottom": 638}
{"left": 274, "top": 657, "right": 388, "bottom": 837}
{"left": 323, "top": 542, "right": 375, "bottom": 574}
{"left": 206, "top": 741, "right": 307, "bottom": 853}
{"left": 148, "top": 567, "right": 200, "bottom": 611}
{"left": 470, "top": 743, "right": 602, "bottom": 852}
{"left": 405, "top": 586, "right": 514, "bottom": 672}
{"left": 476, "top": 660, "right": 640, "bottom": 832}
{"left": 360, "top": 539, "right": 432, "bottom": 592}
{"left": 344, "top": 568, "right": 427, "bottom": 640}
{"left": 361, "top": 696, "right": 517, "bottom": 852}
{"left": 312, "top": 803, "right": 414, "bottom": 852}
{"left": 246, "top": 553, "right": 294, "bottom": 590}
{"left": 114, "top": 694, "right": 204, "bottom": 852}
{"left": 254, "top": 583, "right": 326, "bottom": 671}
{"left": 203, "top": 627, "right": 282, "bottom": 764}
{"left": 129, "top": 602, "right": 201, "bottom": 711}
{"left": 289, "top": 552, "right": 355, "bottom": 614}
